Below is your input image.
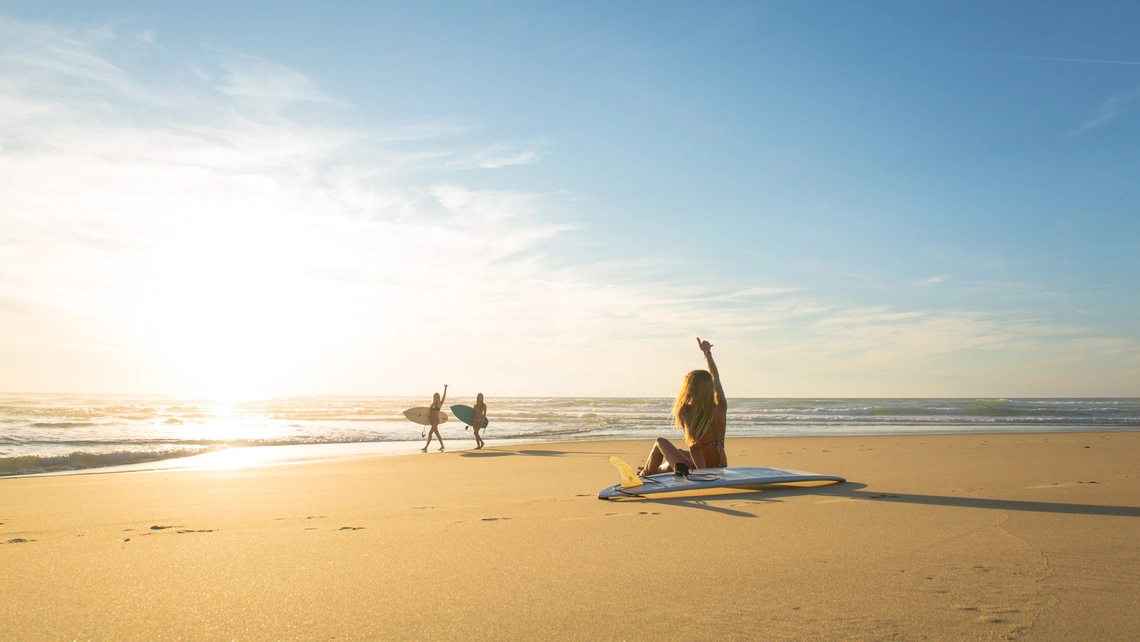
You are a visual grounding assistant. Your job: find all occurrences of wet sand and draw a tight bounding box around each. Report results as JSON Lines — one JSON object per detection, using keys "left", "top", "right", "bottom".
{"left": 2, "top": 432, "right": 1139, "bottom": 640}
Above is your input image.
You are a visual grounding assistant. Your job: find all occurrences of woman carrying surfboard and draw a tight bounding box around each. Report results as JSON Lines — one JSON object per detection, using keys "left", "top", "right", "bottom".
{"left": 471, "top": 393, "right": 487, "bottom": 450}
{"left": 639, "top": 338, "right": 727, "bottom": 475}
{"left": 422, "top": 384, "right": 448, "bottom": 452}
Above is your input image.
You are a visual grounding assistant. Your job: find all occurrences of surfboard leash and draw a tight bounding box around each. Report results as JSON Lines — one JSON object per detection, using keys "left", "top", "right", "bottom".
{"left": 607, "top": 485, "right": 646, "bottom": 499}
{"left": 683, "top": 473, "right": 720, "bottom": 482}
{"left": 606, "top": 475, "right": 666, "bottom": 499}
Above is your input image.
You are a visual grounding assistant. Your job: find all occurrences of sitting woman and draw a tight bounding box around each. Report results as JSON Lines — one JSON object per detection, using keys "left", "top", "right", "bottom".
{"left": 640, "top": 337, "right": 727, "bottom": 476}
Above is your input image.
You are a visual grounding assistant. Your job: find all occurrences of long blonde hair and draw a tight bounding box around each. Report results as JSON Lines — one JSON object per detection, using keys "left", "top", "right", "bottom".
{"left": 673, "top": 369, "right": 716, "bottom": 446}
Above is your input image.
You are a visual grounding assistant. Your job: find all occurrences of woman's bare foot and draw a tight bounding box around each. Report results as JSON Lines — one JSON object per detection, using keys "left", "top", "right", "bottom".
{"left": 420, "top": 447, "right": 427, "bottom": 452}
{"left": 438, "top": 446, "right": 445, "bottom": 451}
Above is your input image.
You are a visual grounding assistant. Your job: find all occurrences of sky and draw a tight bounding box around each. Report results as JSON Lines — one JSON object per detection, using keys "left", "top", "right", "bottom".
{"left": 0, "top": 1, "right": 1137, "bottom": 398}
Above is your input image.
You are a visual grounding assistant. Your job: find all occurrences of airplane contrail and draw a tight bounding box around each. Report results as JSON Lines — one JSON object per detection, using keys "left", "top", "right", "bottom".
{"left": 934, "top": 52, "right": 1140, "bottom": 66}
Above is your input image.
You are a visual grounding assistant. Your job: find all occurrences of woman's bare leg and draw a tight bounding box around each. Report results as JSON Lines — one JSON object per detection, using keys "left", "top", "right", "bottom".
{"left": 641, "top": 441, "right": 664, "bottom": 475}
{"left": 641, "top": 438, "right": 691, "bottom": 476}
{"left": 421, "top": 429, "right": 434, "bottom": 452}
{"left": 433, "top": 426, "right": 444, "bottom": 451}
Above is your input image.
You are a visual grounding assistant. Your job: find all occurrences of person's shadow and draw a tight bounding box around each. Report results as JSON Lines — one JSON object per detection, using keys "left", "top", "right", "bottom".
{"left": 611, "top": 481, "right": 1140, "bottom": 519}
{"left": 460, "top": 448, "right": 597, "bottom": 458}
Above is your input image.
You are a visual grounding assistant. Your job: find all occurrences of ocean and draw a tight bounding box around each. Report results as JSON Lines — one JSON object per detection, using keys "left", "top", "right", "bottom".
{"left": 2, "top": 395, "right": 1137, "bottom": 476}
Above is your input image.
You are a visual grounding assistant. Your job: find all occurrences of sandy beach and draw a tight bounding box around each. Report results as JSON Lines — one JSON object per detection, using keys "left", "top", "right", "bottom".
{"left": 3, "top": 432, "right": 1139, "bottom": 641}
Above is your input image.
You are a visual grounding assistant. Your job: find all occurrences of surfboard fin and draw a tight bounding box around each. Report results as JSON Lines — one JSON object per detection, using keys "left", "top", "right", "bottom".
{"left": 609, "top": 456, "right": 643, "bottom": 489}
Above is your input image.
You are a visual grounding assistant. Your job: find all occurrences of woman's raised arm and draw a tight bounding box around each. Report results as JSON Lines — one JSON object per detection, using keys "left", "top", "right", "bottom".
{"left": 696, "top": 337, "right": 726, "bottom": 408}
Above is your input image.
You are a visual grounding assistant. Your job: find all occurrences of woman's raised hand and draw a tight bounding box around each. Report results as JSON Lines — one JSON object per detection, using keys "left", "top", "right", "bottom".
{"left": 696, "top": 337, "right": 713, "bottom": 353}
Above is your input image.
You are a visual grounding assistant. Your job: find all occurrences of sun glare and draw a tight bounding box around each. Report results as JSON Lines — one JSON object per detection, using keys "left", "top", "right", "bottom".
{"left": 105, "top": 196, "right": 352, "bottom": 394}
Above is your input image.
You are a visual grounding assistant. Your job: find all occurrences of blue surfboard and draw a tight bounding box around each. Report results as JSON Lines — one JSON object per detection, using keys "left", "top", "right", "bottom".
{"left": 450, "top": 405, "right": 488, "bottom": 430}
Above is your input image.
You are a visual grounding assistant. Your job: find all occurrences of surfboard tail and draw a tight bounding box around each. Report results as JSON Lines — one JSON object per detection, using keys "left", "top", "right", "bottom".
{"left": 609, "top": 456, "right": 643, "bottom": 489}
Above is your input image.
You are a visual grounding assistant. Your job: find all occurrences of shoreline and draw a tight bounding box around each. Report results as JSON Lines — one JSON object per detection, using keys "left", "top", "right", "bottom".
{"left": 4, "top": 424, "right": 1140, "bottom": 479}
{"left": 5, "top": 396, "right": 1138, "bottom": 479}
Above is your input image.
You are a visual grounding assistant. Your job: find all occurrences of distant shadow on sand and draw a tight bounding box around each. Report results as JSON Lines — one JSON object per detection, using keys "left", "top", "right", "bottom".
{"left": 460, "top": 448, "right": 597, "bottom": 458}
{"left": 649, "top": 497, "right": 770, "bottom": 518}
{"left": 826, "top": 488, "right": 1140, "bottom": 518}
{"left": 628, "top": 482, "right": 1140, "bottom": 518}
{"left": 635, "top": 482, "right": 860, "bottom": 517}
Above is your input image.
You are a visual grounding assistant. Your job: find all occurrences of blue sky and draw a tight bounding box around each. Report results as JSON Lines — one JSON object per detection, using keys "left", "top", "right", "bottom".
{"left": 0, "top": 1, "right": 1137, "bottom": 396}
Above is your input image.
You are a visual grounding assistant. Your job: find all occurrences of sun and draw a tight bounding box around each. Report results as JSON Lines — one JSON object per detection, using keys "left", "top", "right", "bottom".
{"left": 101, "top": 199, "right": 354, "bottom": 395}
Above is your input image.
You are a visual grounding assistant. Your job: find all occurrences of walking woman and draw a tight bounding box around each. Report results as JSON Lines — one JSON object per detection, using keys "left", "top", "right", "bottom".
{"left": 640, "top": 337, "right": 727, "bottom": 475}
{"left": 471, "top": 393, "right": 487, "bottom": 450}
{"left": 421, "top": 384, "right": 448, "bottom": 452}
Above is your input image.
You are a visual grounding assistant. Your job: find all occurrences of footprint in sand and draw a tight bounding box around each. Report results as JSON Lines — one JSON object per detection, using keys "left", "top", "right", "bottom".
{"left": 176, "top": 529, "right": 214, "bottom": 534}
{"left": 480, "top": 517, "right": 513, "bottom": 522}
{"left": 338, "top": 526, "right": 365, "bottom": 530}
{"left": 150, "top": 525, "right": 175, "bottom": 531}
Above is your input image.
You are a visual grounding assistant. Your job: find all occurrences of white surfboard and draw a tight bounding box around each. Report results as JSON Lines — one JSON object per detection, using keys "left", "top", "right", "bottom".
{"left": 403, "top": 407, "right": 448, "bottom": 426}
{"left": 598, "top": 457, "right": 845, "bottom": 499}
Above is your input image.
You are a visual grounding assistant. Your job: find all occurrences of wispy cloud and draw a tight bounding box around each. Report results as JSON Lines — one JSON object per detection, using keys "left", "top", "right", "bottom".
{"left": 446, "top": 140, "right": 548, "bottom": 169}
{"left": 554, "top": 189, "right": 589, "bottom": 201}
{"left": 378, "top": 117, "right": 473, "bottom": 142}
{"left": 1071, "top": 89, "right": 1140, "bottom": 136}
{"left": 0, "top": 17, "right": 156, "bottom": 104}
{"left": 215, "top": 53, "right": 341, "bottom": 106}
{"left": 920, "top": 50, "right": 1140, "bottom": 137}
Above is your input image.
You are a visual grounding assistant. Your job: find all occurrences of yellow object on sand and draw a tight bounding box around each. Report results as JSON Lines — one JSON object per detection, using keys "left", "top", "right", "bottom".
{"left": 608, "top": 456, "right": 643, "bottom": 489}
